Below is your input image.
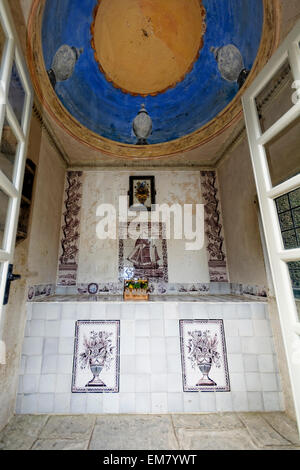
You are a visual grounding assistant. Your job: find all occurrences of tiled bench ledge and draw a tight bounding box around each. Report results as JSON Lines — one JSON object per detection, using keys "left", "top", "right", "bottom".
{"left": 28, "top": 294, "right": 268, "bottom": 303}
{"left": 17, "top": 300, "right": 282, "bottom": 415}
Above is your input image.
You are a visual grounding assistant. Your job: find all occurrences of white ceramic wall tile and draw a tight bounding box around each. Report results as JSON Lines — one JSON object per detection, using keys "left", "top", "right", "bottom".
{"left": 228, "top": 354, "right": 244, "bottom": 373}
{"left": 46, "top": 303, "right": 62, "bottom": 321}
{"left": 258, "top": 355, "right": 276, "bottom": 373}
{"left": 44, "top": 338, "right": 59, "bottom": 356}
{"left": 151, "top": 392, "right": 168, "bottom": 413}
{"left": 151, "top": 374, "right": 168, "bottom": 393}
{"left": 17, "top": 300, "right": 282, "bottom": 414}
{"left": 21, "top": 394, "right": 38, "bottom": 414}
{"left": 216, "top": 392, "right": 233, "bottom": 412}
{"left": 245, "top": 373, "right": 262, "bottom": 391}
{"left": 232, "top": 391, "right": 249, "bottom": 411}
{"left": 237, "top": 320, "right": 254, "bottom": 337}
{"left": 135, "top": 374, "right": 151, "bottom": 393}
{"left": 135, "top": 393, "right": 151, "bottom": 413}
{"left": 25, "top": 356, "right": 42, "bottom": 375}
{"left": 38, "top": 375, "right": 55, "bottom": 394}
{"left": 86, "top": 394, "right": 103, "bottom": 414}
{"left": 150, "top": 319, "right": 164, "bottom": 337}
{"left": 56, "top": 374, "right": 72, "bottom": 393}
{"left": 120, "top": 374, "right": 135, "bottom": 393}
{"left": 260, "top": 373, "right": 278, "bottom": 392}
{"left": 262, "top": 392, "right": 284, "bottom": 411}
{"left": 42, "top": 355, "right": 58, "bottom": 374}
{"left": 183, "top": 393, "right": 201, "bottom": 412}
{"left": 199, "top": 392, "right": 217, "bottom": 413}
{"left": 22, "top": 337, "right": 44, "bottom": 356}
{"left": 54, "top": 393, "right": 71, "bottom": 413}
{"left": 23, "top": 375, "right": 39, "bottom": 394}
{"left": 243, "top": 355, "right": 259, "bottom": 372}
{"left": 58, "top": 337, "right": 74, "bottom": 355}
{"left": 119, "top": 393, "right": 136, "bottom": 413}
{"left": 167, "top": 393, "right": 183, "bottom": 412}
{"left": 37, "top": 393, "right": 55, "bottom": 413}
{"left": 248, "top": 391, "right": 264, "bottom": 411}
{"left": 135, "top": 337, "right": 149, "bottom": 355}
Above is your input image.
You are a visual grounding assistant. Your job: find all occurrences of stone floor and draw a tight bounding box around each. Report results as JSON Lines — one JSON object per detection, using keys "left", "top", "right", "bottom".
{"left": 0, "top": 412, "right": 299, "bottom": 450}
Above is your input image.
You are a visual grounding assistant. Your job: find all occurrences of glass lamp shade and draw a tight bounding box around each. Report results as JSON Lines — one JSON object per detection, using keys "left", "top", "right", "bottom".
{"left": 132, "top": 104, "right": 152, "bottom": 145}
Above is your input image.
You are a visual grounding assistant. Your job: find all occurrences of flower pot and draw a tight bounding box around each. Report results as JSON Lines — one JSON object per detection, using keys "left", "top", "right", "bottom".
{"left": 196, "top": 358, "right": 217, "bottom": 386}
{"left": 86, "top": 360, "right": 106, "bottom": 387}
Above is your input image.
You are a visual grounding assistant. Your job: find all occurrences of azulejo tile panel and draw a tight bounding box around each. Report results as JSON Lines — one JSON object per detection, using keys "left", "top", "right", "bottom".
{"left": 72, "top": 321, "right": 120, "bottom": 393}
{"left": 119, "top": 222, "right": 168, "bottom": 284}
{"left": 180, "top": 320, "right": 230, "bottom": 392}
{"left": 57, "top": 171, "right": 83, "bottom": 286}
{"left": 27, "top": 284, "right": 55, "bottom": 301}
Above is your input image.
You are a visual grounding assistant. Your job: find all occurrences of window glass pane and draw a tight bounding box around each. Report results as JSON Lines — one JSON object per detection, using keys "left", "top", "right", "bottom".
{"left": 8, "top": 61, "right": 26, "bottom": 126}
{"left": 256, "top": 60, "right": 294, "bottom": 134}
{"left": 0, "top": 188, "right": 9, "bottom": 249}
{"left": 277, "top": 188, "right": 300, "bottom": 320}
{"left": 264, "top": 117, "right": 300, "bottom": 187}
{"left": 276, "top": 187, "right": 300, "bottom": 250}
{"left": 276, "top": 194, "right": 289, "bottom": 213}
{"left": 290, "top": 188, "right": 300, "bottom": 209}
{"left": 0, "top": 115, "right": 19, "bottom": 182}
{"left": 287, "top": 261, "right": 300, "bottom": 320}
{"left": 278, "top": 211, "right": 293, "bottom": 231}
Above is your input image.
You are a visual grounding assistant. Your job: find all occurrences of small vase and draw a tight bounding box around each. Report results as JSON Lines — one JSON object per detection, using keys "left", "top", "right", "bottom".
{"left": 86, "top": 360, "right": 106, "bottom": 387}
{"left": 196, "top": 358, "right": 216, "bottom": 386}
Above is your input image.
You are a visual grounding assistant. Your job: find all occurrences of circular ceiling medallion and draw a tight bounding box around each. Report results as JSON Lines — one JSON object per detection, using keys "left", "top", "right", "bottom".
{"left": 91, "top": 0, "right": 206, "bottom": 96}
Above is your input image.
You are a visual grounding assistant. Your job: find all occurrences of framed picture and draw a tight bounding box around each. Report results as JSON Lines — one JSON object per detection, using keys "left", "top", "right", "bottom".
{"left": 128, "top": 176, "right": 156, "bottom": 211}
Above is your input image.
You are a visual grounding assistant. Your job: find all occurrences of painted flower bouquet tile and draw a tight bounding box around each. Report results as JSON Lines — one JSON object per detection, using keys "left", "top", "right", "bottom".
{"left": 72, "top": 320, "right": 120, "bottom": 393}
{"left": 180, "top": 320, "right": 230, "bottom": 392}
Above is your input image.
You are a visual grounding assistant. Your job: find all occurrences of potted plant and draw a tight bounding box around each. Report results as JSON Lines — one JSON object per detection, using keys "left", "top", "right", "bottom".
{"left": 80, "top": 330, "right": 114, "bottom": 387}
{"left": 124, "top": 279, "right": 149, "bottom": 300}
{"left": 187, "top": 330, "right": 221, "bottom": 386}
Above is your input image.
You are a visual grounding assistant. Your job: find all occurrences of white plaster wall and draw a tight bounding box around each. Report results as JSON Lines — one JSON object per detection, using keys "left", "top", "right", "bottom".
{"left": 77, "top": 170, "right": 210, "bottom": 285}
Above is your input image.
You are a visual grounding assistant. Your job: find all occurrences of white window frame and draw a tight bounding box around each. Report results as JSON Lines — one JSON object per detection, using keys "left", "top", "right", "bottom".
{"left": 242, "top": 20, "right": 300, "bottom": 430}
{"left": 0, "top": 0, "right": 33, "bottom": 363}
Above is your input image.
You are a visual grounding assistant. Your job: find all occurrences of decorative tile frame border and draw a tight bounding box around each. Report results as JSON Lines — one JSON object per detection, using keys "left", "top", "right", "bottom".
{"left": 27, "top": 283, "right": 55, "bottom": 301}
{"left": 57, "top": 171, "right": 83, "bottom": 286}
{"left": 231, "top": 283, "right": 268, "bottom": 298}
{"left": 200, "top": 171, "right": 229, "bottom": 283}
{"left": 53, "top": 282, "right": 268, "bottom": 298}
{"left": 72, "top": 320, "right": 120, "bottom": 393}
{"left": 180, "top": 319, "right": 230, "bottom": 392}
{"left": 118, "top": 222, "right": 168, "bottom": 284}
{"left": 74, "top": 282, "right": 210, "bottom": 296}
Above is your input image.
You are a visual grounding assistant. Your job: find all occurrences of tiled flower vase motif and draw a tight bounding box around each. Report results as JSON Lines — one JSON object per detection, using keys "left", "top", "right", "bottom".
{"left": 72, "top": 321, "right": 120, "bottom": 393}
{"left": 180, "top": 320, "right": 230, "bottom": 392}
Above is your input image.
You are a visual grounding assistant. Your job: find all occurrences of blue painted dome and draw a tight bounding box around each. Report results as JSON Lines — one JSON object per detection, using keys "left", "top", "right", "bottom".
{"left": 42, "top": 0, "right": 264, "bottom": 145}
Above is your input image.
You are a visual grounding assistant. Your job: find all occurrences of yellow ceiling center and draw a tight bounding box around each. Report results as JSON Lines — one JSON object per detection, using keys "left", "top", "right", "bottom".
{"left": 91, "top": 0, "right": 206, "bottom": 96}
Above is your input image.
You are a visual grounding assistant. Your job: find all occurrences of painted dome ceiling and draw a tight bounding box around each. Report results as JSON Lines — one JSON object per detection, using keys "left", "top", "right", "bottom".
{"left": 28, "top": 0, "right": 279, "bottom": 159}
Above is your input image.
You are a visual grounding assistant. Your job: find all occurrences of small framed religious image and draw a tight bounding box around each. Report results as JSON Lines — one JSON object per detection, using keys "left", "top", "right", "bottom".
{"left": 128, "top": 176, "right": 156, "bottom": 211}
